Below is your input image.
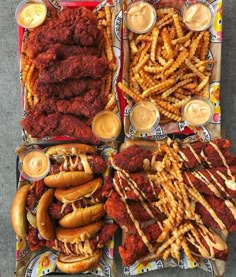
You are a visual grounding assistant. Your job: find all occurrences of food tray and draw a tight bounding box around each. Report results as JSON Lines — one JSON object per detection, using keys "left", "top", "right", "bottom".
{"left": 18, "top": 0, "right": 122, "bottom": 144}
{"left": 14, "top": 142, "right": 117, "bottom": 277}
{"left": 120, "top": 0, "right": 223, "bottom": 141}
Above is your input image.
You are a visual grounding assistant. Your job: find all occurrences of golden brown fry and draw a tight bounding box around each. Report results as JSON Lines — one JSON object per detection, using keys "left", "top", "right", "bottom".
{"left": 142, "top": 78, "right": 175, "bottom": 98}
{"left": 200, "top": 31, "right": 210, "bottom": 61}
{"left": 172, "top": 31, "right": 193, "bottom": 45}
{"left": 195, "top": 76, "right": 209, "bottom": 93}
{"left": 157, "top": 105, "right": 182, "bottom": 122}
{"left": 161, "top": 78, "right": 193, "bottom": 99}
{"left": 161, "top": 27, "right": 173, "bottom": 59}
{"left": 172, "top": 96, "right": 191, "bottom": 108}
{"left": 157, "top": 100, "right": 180, "bottom": 115}
{"left": 144, "top": 65, "right": 163, "bottom": 74}
{"left": 188, "top": 32, "right": 204, "bottom": 60}
{"left": 105, "top": 6, "right": 112, "bottom": 40}
{"left": 185, "top": 59, "right": 206, "bottom": 80}
{"left": 135, "top": 54, "right": 150, "bottom": 73}
{"left": 150, "top": 27, "right": 159, "bottom": 63}
{"left": 118, "top": 82, "right": 143, "bottom": 102}
{"left": 105, "top": 92, "right": 116, "bottom": 111}
{"left": 172, "top": 13, "right": 184, "bottom": 38}
{"left": 104, "top": 71, "right": 112, "bottom": 97}
{"left": 164, "top": 48, "right": 189, "bottom": 78}
{"left": 103, "top": 29, "right": 113, "bottom": 62}
{"left": 130, "top": 40, "right": 138, "bottom": 55}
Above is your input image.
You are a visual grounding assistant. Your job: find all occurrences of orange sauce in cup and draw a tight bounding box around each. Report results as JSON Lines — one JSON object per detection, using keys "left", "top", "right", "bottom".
{"left": 125, "top": 1, "right": 157, "bottom": 34}
{"left": 92, "top": 111, "right": 122, "bottom": 142}
{"left": 182, "top": 98, "right": 213, "bottom": 127}
{"left": 16, "top": 1, "right": 47, "bottom": 29}
{"left": 183, "top": 2, "right": 213, "bottom": 31}
{"left": 130, "top": 101, "right": 160, "bottom": 132}
{"left": 22, "top": 150, "right": 50, "bottom": 180}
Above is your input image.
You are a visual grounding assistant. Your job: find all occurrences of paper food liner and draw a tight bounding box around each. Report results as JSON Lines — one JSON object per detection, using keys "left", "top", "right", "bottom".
{"left": 14, "top": 143, "right": 118, "bottom": 277}
{"left": 19, "top": 0, "right": 122, "bottom": 143}
{"left": 121, "top": 0, "right": 223, "bottom": 141}
{"left": 118, "top": 138, "right": 227, "bottom": 276}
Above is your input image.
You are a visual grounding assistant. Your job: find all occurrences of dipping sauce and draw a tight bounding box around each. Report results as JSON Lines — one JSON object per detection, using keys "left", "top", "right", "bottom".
{"left": 130, "top": 101, "right": 160, "bottom": 132}
{"left": 22, "top": 150, "right": 50, "bottom": 180}
{"left": 125, "top": 1, "right": 157, "bottom": 34}
{"left": 182, "top": 97, "right": 213, "bottom": 127}
{"left": 183, "top": 2, "right": 213, "bottom": 31}
{"left": 16, "top": 0, "right": 47, "bottom": 29}
{"left": 92, "top": 111, "right": 122, "bottom": 142}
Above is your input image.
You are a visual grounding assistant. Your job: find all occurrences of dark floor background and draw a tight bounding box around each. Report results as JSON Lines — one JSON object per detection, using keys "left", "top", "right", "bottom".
{"left": 1, "top": 0, "right": 236, "bottom": 276}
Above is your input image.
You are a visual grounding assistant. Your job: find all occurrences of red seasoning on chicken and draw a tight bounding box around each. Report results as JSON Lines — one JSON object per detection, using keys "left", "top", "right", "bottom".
{"left": 21, "top": 6, "right": 115, "bottom": 142}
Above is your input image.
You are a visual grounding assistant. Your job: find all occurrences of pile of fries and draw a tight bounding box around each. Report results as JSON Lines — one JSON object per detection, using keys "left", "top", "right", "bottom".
{"left": 96, "top": 6, "right": 118, "bottom": 113}
{"left": 145, "top": 140, "right": 212, "bottom": 261}
{"left": 119, "top": 7, "right": 213, "bottom": 124}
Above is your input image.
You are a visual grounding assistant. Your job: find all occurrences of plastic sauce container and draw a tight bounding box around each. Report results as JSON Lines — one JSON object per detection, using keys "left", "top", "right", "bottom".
{"left": 92, "top": 111, "right": 122, "bottom": 142}
{"left": 124, "top": 1, "right": 157, "bottom": 34}
{"left": 182, "top": 1, "right": 214, "bottom": 32}
{"left": 21, "top": 149, "right": 50, "bottom": 181}
{"left": 182, "top": 97, "right": 213, "bottom": 127}
{"left": 130, "top": 101, "right": 160, "bottom": 132}
{"left": 15, "top": 0, "right": 47, "bottom": 29}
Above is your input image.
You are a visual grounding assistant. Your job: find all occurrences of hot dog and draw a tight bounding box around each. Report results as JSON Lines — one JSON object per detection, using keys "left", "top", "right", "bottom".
{"left": 10, "top": 181, "right": 56, "bottom": 251}
{"left": 44, "top": 143, "right": 107, "bottom": 188}
{"left": 46, "top": 221, "right": 117, "bottom": 274}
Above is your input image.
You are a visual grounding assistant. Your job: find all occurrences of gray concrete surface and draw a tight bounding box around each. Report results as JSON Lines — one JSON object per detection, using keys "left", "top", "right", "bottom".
{"left": 1, "top": 0, "right": 236, "bottom": 276}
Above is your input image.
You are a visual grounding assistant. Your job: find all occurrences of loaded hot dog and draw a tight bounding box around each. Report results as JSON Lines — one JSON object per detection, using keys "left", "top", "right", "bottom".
{"left": 44, "top": 143, "right": 107, "bottom": 188}
{"left": 10, "top": 180, "right": 56, "bottom": 251}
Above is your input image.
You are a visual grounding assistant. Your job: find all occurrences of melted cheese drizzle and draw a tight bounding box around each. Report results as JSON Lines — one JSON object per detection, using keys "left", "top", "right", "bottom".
{"left": 60, "top": 154, "right": 92, "bottom": 174}
{"left": 185, "top": 174, "right": 226, "bottom": 230}
{"left": 191, "top": 171, "right": 221, "bottom": 197}
{"left": 187, "top": 144, "right": 201, "bottom": 164}
{"left": 225, "top": 200, "right": 236, "bottom": 220}
{"left": 209, "top": 142, "right": 235, "bottom": 181}
{"left": 113, "top": 176, "right": 156, "bottom": 254}
{"left": 206, "top": 169, "right": 228, "bottom": 197}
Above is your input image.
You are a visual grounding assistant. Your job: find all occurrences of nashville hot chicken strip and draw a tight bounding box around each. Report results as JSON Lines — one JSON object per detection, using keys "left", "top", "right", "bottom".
{"left": 105, "top": 139, "right": 236, "bottom": 265}
{"left": 21, "top": 5, "right": 117, "bottom": 140}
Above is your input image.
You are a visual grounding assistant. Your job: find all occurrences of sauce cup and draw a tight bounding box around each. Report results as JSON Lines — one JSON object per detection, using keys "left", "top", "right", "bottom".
{"left": 182, "top": 1, "right": 214, "bottom": 32}
{"left": 15, "top": 0, "right": 47, "bottom": 29}
{"left": 19, "top": 149, "right": 50, "bottom": 181}
{"left": 92, "top": 111, "right": 122, "bottom": 143}
{"left": 182, "top": 97, "right": 214, "bottom": 127}
{"left": 130, "top": 101, "right": 160, "bottom": 132}
{"left": 124, "top": 1, "right": 157, "bottom": 34}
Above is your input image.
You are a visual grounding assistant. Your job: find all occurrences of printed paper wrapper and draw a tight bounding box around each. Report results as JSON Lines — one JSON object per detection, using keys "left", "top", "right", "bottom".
{"left": 14, "top": 143, "right": 117, "bottom": 277}
{"left": 121, "top": 0, "right": 223, "bottom": 142}
{"left": 18, "top": 0, "right": 122, "bottom": 144}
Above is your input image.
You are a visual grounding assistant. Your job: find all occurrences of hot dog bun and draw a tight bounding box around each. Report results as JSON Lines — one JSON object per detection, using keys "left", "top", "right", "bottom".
{"left": 36, "top": 189, "right": 55, "bottom": 240}
{"left": 59, "top": 203, "right": 105, "bottom": 228}
{"left": 56, "top": 249, "right": 102, "bottom": 274}
{"left": 56, "top": 221, "right": 103, "bottom": 242}
{"left": 46, "top": 143, "right": 96, "bottom": 156}
{"left": 10, "top": 184, "right": 31, "bottom": 237}
{"left": 44, "top": 171, "right": 94, "bottom": 188}
{"left": 54, "top": 178, "right": 102, "bottom": 203}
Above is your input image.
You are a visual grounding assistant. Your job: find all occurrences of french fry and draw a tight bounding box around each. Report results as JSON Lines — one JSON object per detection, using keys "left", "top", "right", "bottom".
{"left": 103, "top": 29, "right": 113, "bottom": 62}
{"left": 172, "top": 13, "right": 184, "bottom": 38}
{"left": 157, "top": 105, "right": 182, "bottom": 122}
{"left": 161, "top": 78, "right": 193, "bottom": 99}
{"left": 200, "top": 31, "right": 210, "bottom": 61}
{"left": 150, "top": 28, "right": 159, "bottom": 63}
{"left": 164, "top": 48, "right": 189, "bottom": 78}
{"left": 142, "top": 78, "right": 176, "bottom": 98}
{"left": 161, "top": 27, "right": 173, "bottom": 59}
{"left": 118, "top": 82, "right": 143, "bottom": 102}
{"left": 105, "top": 6, "right": 112, "bottom": 40}
{"left": 185, "top": 59, "right": 206, "bottom": 80}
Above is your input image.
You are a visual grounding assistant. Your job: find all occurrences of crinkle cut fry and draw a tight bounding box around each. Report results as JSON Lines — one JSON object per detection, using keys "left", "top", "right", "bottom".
{"left": 156, "top": 222, "right": 194, "bottom": 257}
{"left": 142, "top": 78, "right": 176, "bottom": 98}
{"left": 118, "top": 82, "right": 143, "bottom": 102}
